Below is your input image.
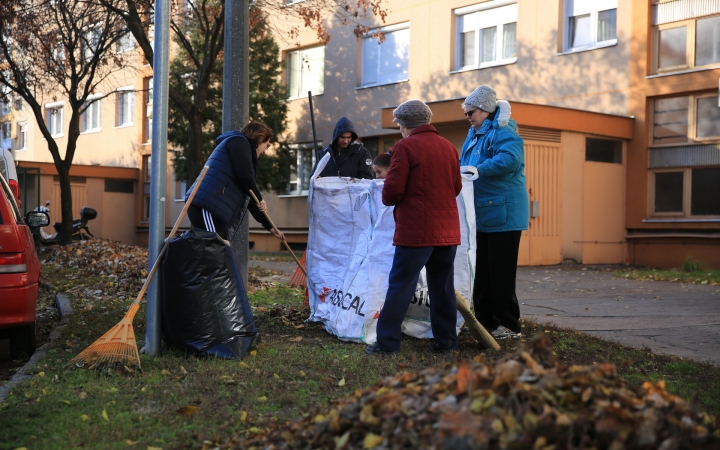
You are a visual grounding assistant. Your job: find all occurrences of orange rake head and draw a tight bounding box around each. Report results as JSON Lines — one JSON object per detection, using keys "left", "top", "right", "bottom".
{"left": 65, "top": 304, "right": 142, "bottom": 373}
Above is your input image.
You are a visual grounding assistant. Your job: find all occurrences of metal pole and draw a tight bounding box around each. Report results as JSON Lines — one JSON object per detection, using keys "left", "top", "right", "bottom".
{"left": 223, "top": 0, "right": 250, "bottom": 287}
{"left": 146, "top": 0, "right": 171, "bottom": 357}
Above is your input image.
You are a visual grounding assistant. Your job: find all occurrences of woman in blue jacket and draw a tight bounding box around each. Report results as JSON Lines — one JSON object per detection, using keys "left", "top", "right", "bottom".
{"left": 459, "top": 86, "right": 529, "bottom": 340}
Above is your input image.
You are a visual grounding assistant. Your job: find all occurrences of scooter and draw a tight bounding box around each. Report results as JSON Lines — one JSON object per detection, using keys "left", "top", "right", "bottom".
{"left": 33, "top": 200, "right": 97, "bottom": 245}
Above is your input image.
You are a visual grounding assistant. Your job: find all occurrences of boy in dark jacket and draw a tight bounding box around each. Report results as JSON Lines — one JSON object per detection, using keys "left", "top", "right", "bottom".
{"left": 312, "top": 117, "right": 373, "bottom": 179}
{"left": 366, "top": 100, "right": 462, "bottom": 356}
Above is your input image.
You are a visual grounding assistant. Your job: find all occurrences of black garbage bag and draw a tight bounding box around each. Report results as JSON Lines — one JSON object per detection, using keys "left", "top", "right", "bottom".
{"left": 161, "top": 228, "right": 257, "bottom": 359}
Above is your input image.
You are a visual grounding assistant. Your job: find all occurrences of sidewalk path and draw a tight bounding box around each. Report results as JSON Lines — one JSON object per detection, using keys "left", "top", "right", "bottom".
{"left": 517, "top": 266, "right": 720, "bottom": 365}
{"left": 250, "top": 257, "right": 720, "bottom": 365}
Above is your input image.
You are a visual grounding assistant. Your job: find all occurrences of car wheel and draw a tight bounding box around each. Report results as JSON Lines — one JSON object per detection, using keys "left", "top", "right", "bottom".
{"left": 10, "top": 323, "right": 36, "bottom": 359}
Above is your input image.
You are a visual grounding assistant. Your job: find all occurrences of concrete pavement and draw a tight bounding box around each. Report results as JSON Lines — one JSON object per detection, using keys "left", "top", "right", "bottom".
{"left": 249, "top": 257, "right": 720, "bottom": 365}
{"left": 517, "top": 266, "right": 720, "bottom": 365}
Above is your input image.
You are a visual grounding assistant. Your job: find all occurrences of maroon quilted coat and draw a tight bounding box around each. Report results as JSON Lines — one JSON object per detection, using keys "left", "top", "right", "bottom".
{"left": 382, "top": 125, "right": 462, "bottom": 247}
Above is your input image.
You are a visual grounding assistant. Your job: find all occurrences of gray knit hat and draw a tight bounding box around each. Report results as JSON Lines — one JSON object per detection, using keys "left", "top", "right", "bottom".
{"left": 462, "top": 85, "right": 497, "bottom": 113}
{"left": 392, "top": 99, "right": 433, "bottom": 128}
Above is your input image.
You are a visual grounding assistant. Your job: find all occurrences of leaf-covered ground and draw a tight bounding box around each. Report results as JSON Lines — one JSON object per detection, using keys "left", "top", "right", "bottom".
{"left": 0, "top": 240, "right": 718, "bottom": 449}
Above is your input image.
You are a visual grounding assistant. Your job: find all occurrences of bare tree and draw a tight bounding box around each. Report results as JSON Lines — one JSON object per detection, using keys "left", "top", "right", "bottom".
{"left": 0, "top": 0, "right": 136, "bottom": 244}
{"left": 98, "top": 0, "right": 387, "bottom": 183}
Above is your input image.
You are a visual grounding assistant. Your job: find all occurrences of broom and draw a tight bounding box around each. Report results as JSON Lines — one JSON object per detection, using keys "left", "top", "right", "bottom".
{"left": 66, "top": 166, "right": 210, "bottom": 372}
{"left": 455, "top": 290, "right": 500, "bottom": 351}
{"left": 248, "top": 190, "right": 306, "bottom": 278}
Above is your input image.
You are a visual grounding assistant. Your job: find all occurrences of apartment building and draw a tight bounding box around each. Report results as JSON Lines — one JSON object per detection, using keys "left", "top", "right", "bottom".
{"left": 2, "top": 25, "right": 186, "bottom": 247}
{"left": 626, "top": 0, "right": 720, "bottom": 268}
{"left": 253, "top": 0, "right": 720, "bottom": 269}
{"left": 257, "top": 0, "right": 632, "bottom": 266}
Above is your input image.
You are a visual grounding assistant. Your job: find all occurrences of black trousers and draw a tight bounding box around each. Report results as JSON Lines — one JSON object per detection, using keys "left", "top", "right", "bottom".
{"left": 473, "top": 230, "right": 522, "bottom": 333}
{"left": 376, "top": 245, "right": 458, "bottom": 352}
{"left": 187, "top": 204, "right": 229, "bottom": 240}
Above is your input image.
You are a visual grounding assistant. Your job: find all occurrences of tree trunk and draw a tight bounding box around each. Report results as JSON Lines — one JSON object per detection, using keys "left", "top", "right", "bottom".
{"left": 187, "top": 115, "right": 206, "bottom": 182}
{"left": 57, "top": 165, "right": 74, "bottom": 245}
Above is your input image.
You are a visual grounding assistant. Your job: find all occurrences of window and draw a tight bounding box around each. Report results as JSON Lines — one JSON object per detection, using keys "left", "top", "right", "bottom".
{"left": 0, "top": 121, "right": 10, "bottom": 150}
{"left": 174, "top": 179, "right": 187, "bottom": 200}
{"left": 360, "top": 23, "right": 410, "bottom": 87}
{"left": 104, "top": 179, "right": 134, "bottom": 193}
{"left": 652, "top": 94, "right": 720, "bottom": 145}
{"left": 45, "top": 102, "right": 64, "bottom": 137}
{"left": 287, "top": 46, "right": 325, "bottom": 99}
{"left": 653, "top": 168, "right": 720, "bottom": 217}
{"left": 585, "top": 138, "right": 622, "bottom": 163}
{"left": 83, "top": 27, "right": 101, "bottom": 61}
{"left": 116, "top": 31, "right": 134, "bottom": 53}
{"left": 116, "top": 88, "right": 134, "bottom": 127}
{"left": 563, "top": 0, "right": 617, "bottom": 52}
{"left": 0, "top": 83, "right": 10, "bottom": 115}
{"left": 455, "top": 2, "right": 517, "bottom": 70}
{"left": 143, "top": 77, "right": 153, "bottom": 142}
{"left": 287, "top": 143, "right": 317, "bottom": 195}
{"left": 653, "top": 0, "right": 720, "bottom": 73}
{"left": 142, "top": 155, "right": 151, "bottom": 221}
{"left": 16, "top": 122, "right": 27, "bottom": 151}
{"left": 81, "top": 94, "right": 101, "bottom": 133}
{"left": 650, "top": 93, "right": 720, "bottom": 218}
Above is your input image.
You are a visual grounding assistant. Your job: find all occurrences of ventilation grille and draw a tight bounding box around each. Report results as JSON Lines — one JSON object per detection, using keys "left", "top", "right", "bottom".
{"left": 518, "top": 126, "right": 561, "bottom": 143}
{"left": 654, "top": 0, "right": 720, "bottom": 25}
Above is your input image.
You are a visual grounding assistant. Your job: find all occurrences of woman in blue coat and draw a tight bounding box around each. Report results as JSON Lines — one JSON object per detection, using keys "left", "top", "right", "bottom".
{"left": 459, "top": 85, "right": 529, "bottom": 340}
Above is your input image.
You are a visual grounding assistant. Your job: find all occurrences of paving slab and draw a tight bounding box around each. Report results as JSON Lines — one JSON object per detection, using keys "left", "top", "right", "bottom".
{"left": 517, "top": 266, "right": 720, "bottom": 365}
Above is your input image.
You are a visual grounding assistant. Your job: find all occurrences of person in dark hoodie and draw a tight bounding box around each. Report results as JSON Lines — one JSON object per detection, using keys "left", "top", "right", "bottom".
{"left": 313, "top": 117, "right": 374, "bottom": 179}
{"left": 186, "top": 121, "right": 285, "bottom": 242}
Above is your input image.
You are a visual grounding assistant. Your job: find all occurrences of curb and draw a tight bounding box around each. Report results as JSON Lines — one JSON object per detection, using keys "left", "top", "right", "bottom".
{"left": 0, "top": 294, "right": 72, "bottom": 403}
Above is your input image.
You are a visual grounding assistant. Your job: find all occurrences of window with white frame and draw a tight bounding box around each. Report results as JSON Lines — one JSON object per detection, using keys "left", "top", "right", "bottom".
{"left": 16, "top": 122, "right": 27, "bottom": 150}
{"left": 83, "top": 27, "right": 101, "bottom": 61}
{"left": 455, "top": 2, "right": 517, "bottom": 70}
{"left": 563, "top": 0, "right": 617, "bottom": 52}
{"left": 0, "top": 121, "right": 10, "bottom": 150}
{"left": 45, "top": 102, "right": 64, "bottom": 137}
{"left": 82, "top": 94, "right": 101, "bottom": 133}
{"left": 116, "top": 30, "right": 134, "bottom": 53}
{"left": 116, "top": 87, "right": 133, "bottom": 126}
{"left": 287, "top": 142, "right": 318, "bottom": 195}
{"left": 360, "top": 23, "right": 410, "bottom": 88}
{"left": 649, "top": 93, "right": 720, "bottom": 218}
{"left": 0, "top": 83, "right": 10, "bottom": 115}
{"left": 144, "top": 77, "right": 153, "bottom": 142}
{"left": 287, "top": 46, "right": 325, "bottom": 99}
{"left": 653, "top": 0, "right": 720, "bottom": 74}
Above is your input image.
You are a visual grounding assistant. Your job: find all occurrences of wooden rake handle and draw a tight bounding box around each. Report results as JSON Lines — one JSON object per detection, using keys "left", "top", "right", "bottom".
{"left": 248, "top": 190, "right": 307, "bottom": 277}
{"left": 132, "top": 166, "right": 210, "bottom": 307}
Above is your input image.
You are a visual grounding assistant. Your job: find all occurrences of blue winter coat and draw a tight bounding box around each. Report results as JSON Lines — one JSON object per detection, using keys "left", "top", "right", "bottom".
{"left": 459, "top": 113, "right": 529, "bottom": 233}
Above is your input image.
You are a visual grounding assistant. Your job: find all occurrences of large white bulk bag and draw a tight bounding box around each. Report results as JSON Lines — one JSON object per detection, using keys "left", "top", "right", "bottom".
{"left": 307, "top": 153, "right": 476, "bottom": 344}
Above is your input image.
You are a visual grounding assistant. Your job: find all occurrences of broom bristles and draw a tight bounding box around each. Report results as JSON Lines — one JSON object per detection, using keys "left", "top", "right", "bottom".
{"left": 455, "top": 291, "right": 501, "bottom": 351}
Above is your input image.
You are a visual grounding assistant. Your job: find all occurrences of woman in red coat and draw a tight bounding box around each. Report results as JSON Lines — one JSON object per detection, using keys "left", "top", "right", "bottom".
{"left": 366, "top": 100, "right": 462, "bottom": 356}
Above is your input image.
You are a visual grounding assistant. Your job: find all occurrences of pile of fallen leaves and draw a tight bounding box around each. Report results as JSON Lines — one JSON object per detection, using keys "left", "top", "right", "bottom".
{"left": 240, "top": 334, "right": 719, "bottom": 450}
{"left": 43, "top": 239, "right": 149, "bottom": 295}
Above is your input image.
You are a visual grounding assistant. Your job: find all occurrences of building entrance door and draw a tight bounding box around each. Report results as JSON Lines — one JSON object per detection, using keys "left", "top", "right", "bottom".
{"left": 518, "top": 141, "right": 562, "bottom": 266}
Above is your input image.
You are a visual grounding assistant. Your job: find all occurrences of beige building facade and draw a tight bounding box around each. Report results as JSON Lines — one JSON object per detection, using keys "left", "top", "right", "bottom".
{"left": 257, "top": 0, "right": 638, "bottom": 267}
{"left": 5, "top": 0, "right": 718, "bottom": 269}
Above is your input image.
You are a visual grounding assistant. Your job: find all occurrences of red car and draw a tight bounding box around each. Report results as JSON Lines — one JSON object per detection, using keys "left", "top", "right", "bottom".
{"left": 0, "top": 172, "right": 49, "bottom": 359}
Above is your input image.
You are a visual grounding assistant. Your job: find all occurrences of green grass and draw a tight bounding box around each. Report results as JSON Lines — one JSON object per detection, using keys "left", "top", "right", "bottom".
{"left": 615, "top": 267, "right": 720, "bottom": 285}
{"left": 248, "top": 251, "right": 296, "bottom": 263}
{"left": 1, "top": 266, "right": 719, "bottom": 449}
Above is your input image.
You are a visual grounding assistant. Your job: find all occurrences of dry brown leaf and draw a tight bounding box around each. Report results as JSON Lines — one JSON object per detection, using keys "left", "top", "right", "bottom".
{"left": 177, "top": 405, "right": 200, "bottom": 416}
